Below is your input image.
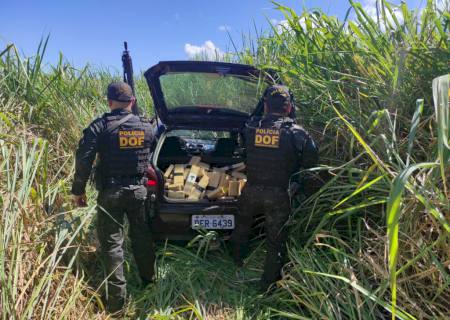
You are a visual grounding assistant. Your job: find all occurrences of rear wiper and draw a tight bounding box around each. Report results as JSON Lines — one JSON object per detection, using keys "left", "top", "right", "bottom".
{"left": 170, "top": 106, "right": 248, "bottom": 116}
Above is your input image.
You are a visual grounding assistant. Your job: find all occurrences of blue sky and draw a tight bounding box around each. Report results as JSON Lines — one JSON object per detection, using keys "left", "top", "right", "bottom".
{"left": 0, "top": 0, "right": 428, "bottom": 73}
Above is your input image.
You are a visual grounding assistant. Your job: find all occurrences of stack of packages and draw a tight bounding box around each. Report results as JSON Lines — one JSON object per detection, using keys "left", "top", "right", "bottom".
{"left": 164, "top": 156, "right": 247, "bottom": 200}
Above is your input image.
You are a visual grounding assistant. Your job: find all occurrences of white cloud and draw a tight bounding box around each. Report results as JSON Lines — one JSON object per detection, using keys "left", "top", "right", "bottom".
{"left": 184, "top": 40, "right": 224, "bottom": 60}
{"left": 218, "top": 25, "right": 231, "bottom": 32}
{"left": 271, "top": 19, "right": 290, "bottom": 33}
{"left": 362, "top": 0, "right": 404, "bottom": 27}
{"left": 298, "top": 17, "right": 309, "bottom": 30}
{"left": 270, "top": 17, "right": 314, "bottom": 34}
{"left": 362, "top": 0, "right": 379, "bottom": 20}
{"left": 436, "top": 0, "right": 449, "bottom": 11}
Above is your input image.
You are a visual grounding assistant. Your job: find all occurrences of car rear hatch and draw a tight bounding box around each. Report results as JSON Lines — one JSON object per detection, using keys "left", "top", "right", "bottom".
{"left": 144, "top": 61, "right": 276, "bottom": 130}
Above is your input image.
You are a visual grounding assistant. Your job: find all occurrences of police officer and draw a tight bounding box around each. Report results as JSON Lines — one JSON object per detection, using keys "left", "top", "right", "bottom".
{"left": 71, "top": 82, "right": 155, "bottom": 313}
{"left": 231, "top": 85, "right": 318, "bottom": 291}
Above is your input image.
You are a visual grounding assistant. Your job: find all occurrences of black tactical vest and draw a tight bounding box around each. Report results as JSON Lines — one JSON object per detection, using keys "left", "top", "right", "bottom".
{"left": 97, "top": 112, "right": 153, "bottom": 178}
{"left": 245, "top": 117, "right": 299, "bottom": 189}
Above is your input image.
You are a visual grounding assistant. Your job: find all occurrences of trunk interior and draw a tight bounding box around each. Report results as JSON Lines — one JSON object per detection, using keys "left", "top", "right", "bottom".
{"left": 154, "top": 129, "right": 246, "bottom": 203}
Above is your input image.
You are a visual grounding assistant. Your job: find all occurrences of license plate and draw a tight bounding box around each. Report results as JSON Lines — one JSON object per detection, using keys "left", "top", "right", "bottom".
{"left": 191, "top": 215, "right": 235, "bottom": 230}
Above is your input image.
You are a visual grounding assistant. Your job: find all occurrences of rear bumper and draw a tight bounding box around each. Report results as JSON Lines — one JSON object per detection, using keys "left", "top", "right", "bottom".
{"left": 151, "top": 201, "right": 239, "bottom": 240}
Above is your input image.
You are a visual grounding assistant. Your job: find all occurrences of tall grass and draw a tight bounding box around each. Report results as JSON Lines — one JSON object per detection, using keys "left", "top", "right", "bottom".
{"left": 0, "top": 0, "right": 449, "bottom": 319}
{"left": 0, "top": 40, "right": 110, "bottom": 319}
{"left": 247, "top": 0, "right": 449, "bottom": 318}
{"left": 0, "top": 129, "right": 99, "bottom": 319}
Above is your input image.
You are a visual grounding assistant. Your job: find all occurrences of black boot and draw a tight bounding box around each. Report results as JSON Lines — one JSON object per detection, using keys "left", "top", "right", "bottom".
{"left": 141, "top": 277, "right": 153, "bottom": 289}
{"left": 231, "top": 243, "right": 249, "bottom": 267}
{"left": 259, "top": 275, "right": 277, "bottom": 295}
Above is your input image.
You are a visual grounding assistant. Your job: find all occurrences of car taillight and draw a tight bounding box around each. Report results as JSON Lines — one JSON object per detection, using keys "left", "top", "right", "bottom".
{"left": 145, "top": 165, "right": 158, "bottom": 187}
{"left": 145, "top": 166, "right": 157, "bottom": 179}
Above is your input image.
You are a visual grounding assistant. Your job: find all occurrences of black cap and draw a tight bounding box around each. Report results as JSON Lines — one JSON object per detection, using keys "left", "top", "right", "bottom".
{"left": 107, "top": 81, "right": 134, "bottom": 102}
{"left": 265, "top": 85, "right": 291, "bottom": 110}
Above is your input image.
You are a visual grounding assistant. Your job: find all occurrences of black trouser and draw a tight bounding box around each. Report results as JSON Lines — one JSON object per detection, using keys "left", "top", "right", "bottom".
{"left": 97, "top": 184, "right": 155, "bottom": 312}
{"left": 231, "top": 185, "right": 291, "bottom": 288}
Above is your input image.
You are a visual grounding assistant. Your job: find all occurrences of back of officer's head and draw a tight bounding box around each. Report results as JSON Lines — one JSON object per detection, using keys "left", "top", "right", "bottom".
{"left": 106, "top": 81, "right": 134, "bottom": 110}
{"left": 264, "top": 85, "right": 291, "bottom": 115}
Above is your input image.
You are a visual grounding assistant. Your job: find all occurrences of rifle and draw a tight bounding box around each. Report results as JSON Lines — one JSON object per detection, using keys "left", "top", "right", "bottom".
{"left": 122, "top": 41, "right": 140, "bottom": 115}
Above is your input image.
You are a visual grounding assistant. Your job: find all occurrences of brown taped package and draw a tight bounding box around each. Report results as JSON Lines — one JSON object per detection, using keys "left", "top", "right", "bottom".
{"left": 184, "top": 165, "right": 201, "bottom": 193}
{"left": 197, "top": 167, "right": 206, "bottom": 179}
{"left": 163, "top": 159, "right": 246, "bottom": 201}
{"left": 183, "top": 166, "right": 190, "bottom": 180}
{"left": 168, "top": 190, "right": 185, "bottom": 199}
{"left": 206, "top": 187, "right": 226, "bottom": 199}
{"left": 173, "top": 164, "right": 184, "bottom": 185}
{"left": 206, "top": 171, "right": 221, "bottom": 188}
{"left": 164, "top": 164, "right": 174, "bottom": 178}
{"left": 168, "top": 183, "right": 183, "bottom": 191}
{"left": 219, "top": 173, "right": 230, "bottom": 189}
{"left": 197, "top": 162, "right": 210, "bottom": 170}
{"left": 231, "top": 171, "right": 247, "bottom": 180}
{"left": 188, "top": 156, "right": 201, "bottom": 166}
{"left": 228, "top": 180, "right": 241, "bottom": 196}
{"left": 164, "top": 178, "right": 173, "bottom": 188}
{"left": 188, "top": 175, "right": 209, "bottom": 200}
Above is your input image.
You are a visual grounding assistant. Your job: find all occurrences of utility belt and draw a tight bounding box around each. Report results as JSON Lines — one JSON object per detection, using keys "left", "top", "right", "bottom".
{"left": 100, "top": 174, "right": 147, "bottom": 188}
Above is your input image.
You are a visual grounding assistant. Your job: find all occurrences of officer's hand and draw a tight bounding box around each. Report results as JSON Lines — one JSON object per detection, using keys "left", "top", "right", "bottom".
{"left": 72, "top": 194, "right": 87, "bottom": 207}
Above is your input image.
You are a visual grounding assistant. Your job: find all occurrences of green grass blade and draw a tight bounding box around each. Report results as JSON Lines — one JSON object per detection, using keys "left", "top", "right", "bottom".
{"left": 386, "top": 162, "right": 438, "bottom": 320}
{"left": 406, "top": 99, "right": 424, "bottom": 167}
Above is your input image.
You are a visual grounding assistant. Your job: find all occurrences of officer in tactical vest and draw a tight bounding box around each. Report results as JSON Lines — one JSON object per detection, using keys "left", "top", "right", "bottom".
{"left": 231, "top": 85, "right": 318, "bottom": 291}
{"left": 71, "top": 82, "right": 155, "bottom": 313}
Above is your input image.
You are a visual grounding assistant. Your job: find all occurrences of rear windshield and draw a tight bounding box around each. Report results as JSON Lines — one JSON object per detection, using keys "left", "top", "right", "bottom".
{"left": 160, "top": 72, "right": 265, "bottom": 114}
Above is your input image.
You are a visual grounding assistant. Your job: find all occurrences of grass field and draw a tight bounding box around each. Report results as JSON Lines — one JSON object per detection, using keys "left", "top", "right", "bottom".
{"left": 1, "top": 1, "right": 449, "bottom": 319}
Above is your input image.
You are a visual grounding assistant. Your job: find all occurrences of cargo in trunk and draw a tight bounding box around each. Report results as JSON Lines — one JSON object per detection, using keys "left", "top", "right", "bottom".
{"left": 155, "top": 130, "right": 246, "bottom": 202}
{"left": 161, "top": 157, "right": 246, "bottom": 201}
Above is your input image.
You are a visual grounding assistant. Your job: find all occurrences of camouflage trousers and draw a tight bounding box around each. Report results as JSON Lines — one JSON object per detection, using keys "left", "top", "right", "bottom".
{"left": 97, "top": 184, "right": 155, "bottom": 313}
{"left": 231, "top": 185, "right": 291, "bottom": 288}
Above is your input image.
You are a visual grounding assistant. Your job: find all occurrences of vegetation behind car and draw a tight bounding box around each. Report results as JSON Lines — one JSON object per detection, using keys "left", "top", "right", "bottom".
{"left": 0, "top": 0, "right": 448, "bottom": 319}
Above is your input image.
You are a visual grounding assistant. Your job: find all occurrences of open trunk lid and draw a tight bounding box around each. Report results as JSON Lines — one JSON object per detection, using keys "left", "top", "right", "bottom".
{"left": 144, "top": 61, "right": 276, "bottom": 130}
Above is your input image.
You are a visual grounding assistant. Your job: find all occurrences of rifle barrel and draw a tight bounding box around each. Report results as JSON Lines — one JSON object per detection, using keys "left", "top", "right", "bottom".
{"left": 122, "top": 41, "right": 140, "bottom": 115}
